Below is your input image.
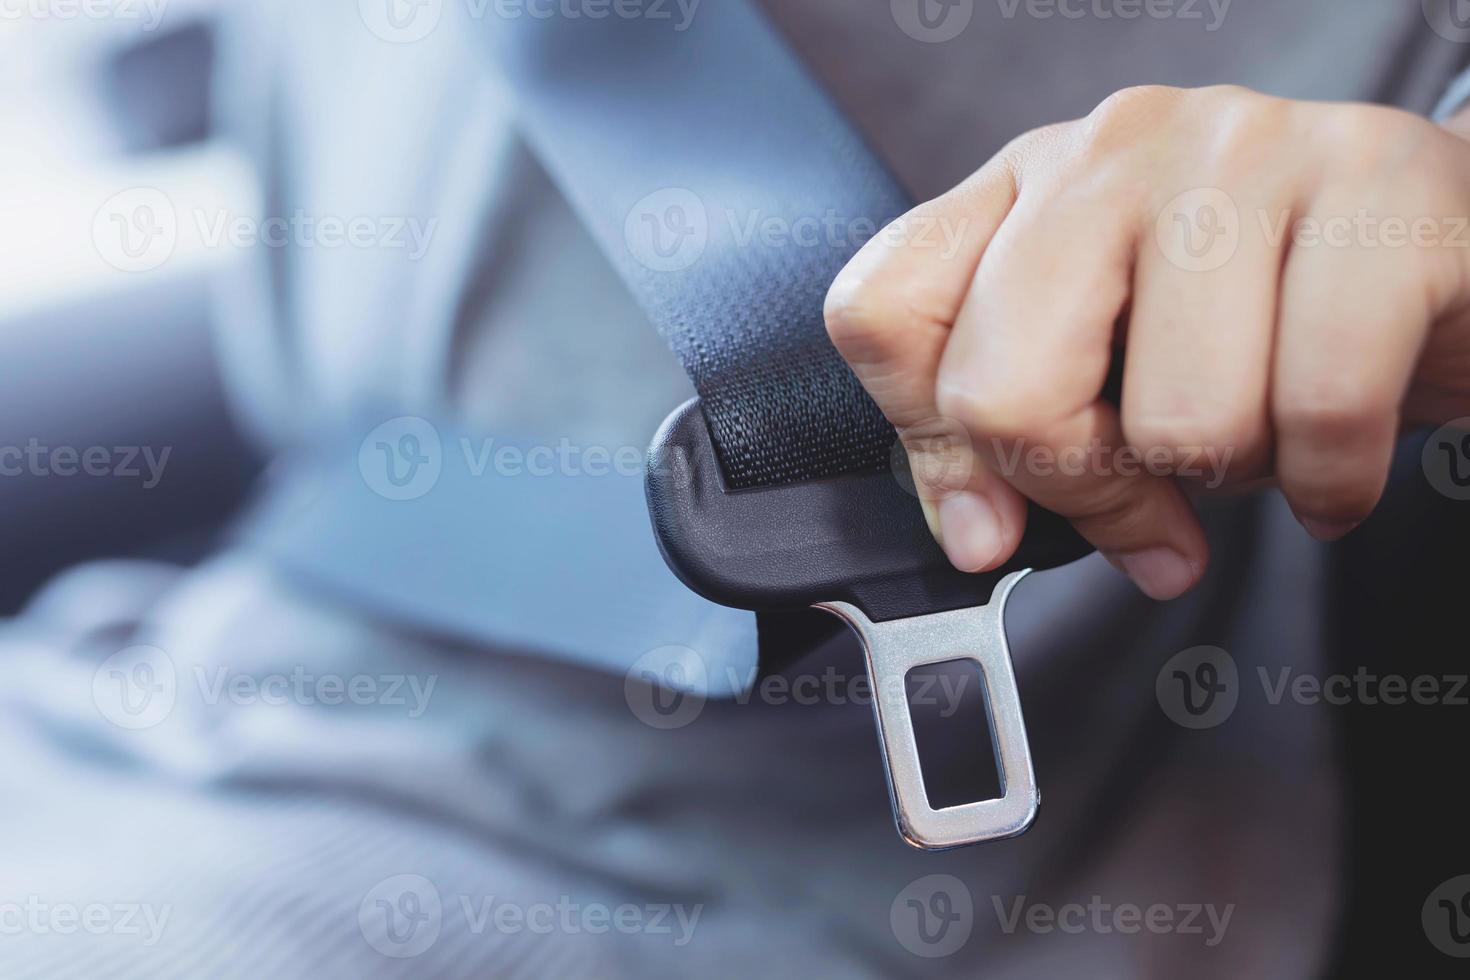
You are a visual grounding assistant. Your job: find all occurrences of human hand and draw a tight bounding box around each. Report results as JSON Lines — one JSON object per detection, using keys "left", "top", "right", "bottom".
{"left": 826, "top": 85, "right": 1470, "bottom": 598}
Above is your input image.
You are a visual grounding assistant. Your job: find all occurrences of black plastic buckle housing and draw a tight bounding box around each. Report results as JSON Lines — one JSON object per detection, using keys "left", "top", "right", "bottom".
{"left": 645, "top": 399, "right": 1093, "bottom": 622}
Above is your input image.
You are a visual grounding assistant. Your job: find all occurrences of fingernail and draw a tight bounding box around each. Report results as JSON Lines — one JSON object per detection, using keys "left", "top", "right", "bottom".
{"left": 1114, "top": 547, "right": 1197, "bottom": 601}
{"left": 1300, "top": 518, "right": 1357, "bottom": 542}
{"left": 938, "top": 491, "right": 1004, "bottom": 572}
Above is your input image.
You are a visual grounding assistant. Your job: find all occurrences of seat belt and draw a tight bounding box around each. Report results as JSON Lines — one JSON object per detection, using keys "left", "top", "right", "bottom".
{"left": 488, "top": 3, "right": 1091, "bottom": 849}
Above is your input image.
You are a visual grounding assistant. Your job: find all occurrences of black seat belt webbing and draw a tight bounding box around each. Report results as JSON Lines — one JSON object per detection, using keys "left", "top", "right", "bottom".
{"left": 491, "top": 2, "right": 906, "bottom": 490}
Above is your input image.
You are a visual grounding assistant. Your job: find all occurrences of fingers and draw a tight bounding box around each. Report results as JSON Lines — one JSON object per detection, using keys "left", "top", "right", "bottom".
{"left": 1272, "top": 190, "right": 1436, "bottom": 540}
{"left": 937, "top": 179, "right": 1209, "bottom": 599}
{"left": 1120, "top": 187, "right": 1282, "bottom": 492}
{"left": 824, "top": 159, "right": 1017, "bottom": 425}
{"left": 829, "top": 87, "right": 1465, "bottom": 597}
{"left": 825, "top": 156, "right": 1032, "bottom": 572}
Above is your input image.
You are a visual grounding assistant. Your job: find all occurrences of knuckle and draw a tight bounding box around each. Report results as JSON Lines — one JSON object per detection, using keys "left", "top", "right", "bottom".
{"left": 997, "top": 125, "right": 1046, "bottom": 161}
{"left": 1273, "top": 384, "right": 1383, "bottom": 444}
{"left": 1196, "top": 83, "right": 1271, "bottom": 111}
{"left": 905, "top": 439, "right": 976, "bottom": 496}
{"left": 1197, "top": 83, "right": 1254, "bottom": 101}
{"left": 1328, "top": 108, "right": 1389, "bottom": 158}
{"left": 1118, "top": 413, "right": 1178, "bottom": 458}
{"left": 1124, "top": 404, "right": 1267, "bottom": 472}
{"left": 1328, "top": 105, "right": 1424, "bottom": 164}
{"left": 1076, "top": 87, "right": 1164, "bottom": 161}
{"left": 1070, "top": 85, "right": 1193, "bottom": 176}
{"left": 935, "top": 381, "right": 1049, "bottom": 444}
{"left": 1078, "top": 86, "right": 1181, "bottom": 157}
{"left": 1208, "top": 91, "right": 1289, "bottom": 171}
{"left": 822, "top": 276, "right": 906, "bottom": 367}
{"left": 1303, "top": 105, "right": 1432, "bottom": 188}
{"left": 1089, "top": 85, "right": 1179, "bottom": 129}
{"left": 896, "top": 410, "right": 976, "bottom": 497}
{"left": 1073, "top": 477, "right": 1156, "bottom": 540}
{"left": 999, "top": 121, "right": 1071, "bottom": 176}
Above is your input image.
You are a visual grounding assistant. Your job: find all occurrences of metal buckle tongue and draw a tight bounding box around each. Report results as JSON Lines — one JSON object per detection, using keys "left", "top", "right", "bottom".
{"left": 647, "top": 400, "right": 1085, "bottom": 850}
{"left": 816, "top": 570, "right": 1037, "bottom": 851}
